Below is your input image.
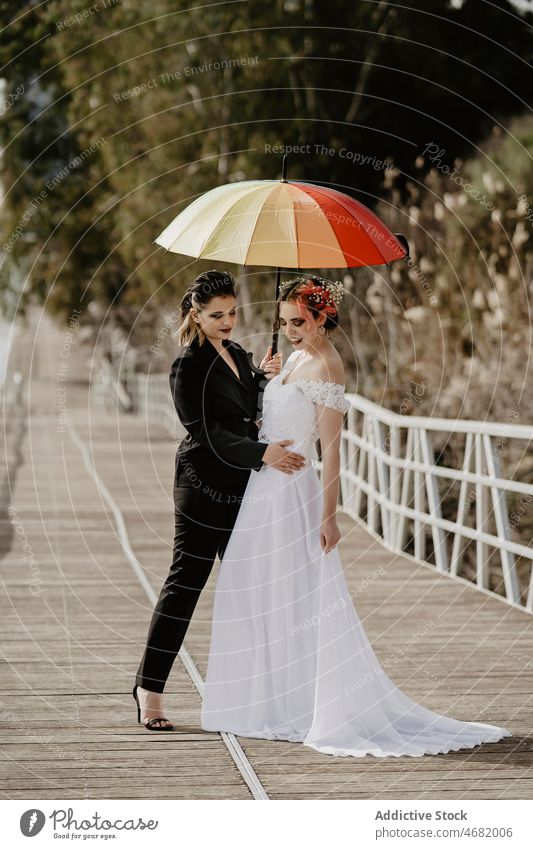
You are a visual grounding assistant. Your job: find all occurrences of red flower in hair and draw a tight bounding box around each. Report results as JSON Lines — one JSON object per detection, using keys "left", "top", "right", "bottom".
{"left": 297, "top": 281, "right": 338, "bottom": 316}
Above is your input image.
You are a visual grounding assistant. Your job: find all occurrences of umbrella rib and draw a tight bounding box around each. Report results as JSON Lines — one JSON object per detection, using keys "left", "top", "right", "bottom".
{"left": 290, "top": 183, "right": 346, "bottom": 269}
{"left": 243, "top": 184, "right": 279, "bottom": 267}
{"left": 295, "top": 183, "right": 391, "bottom": 266}
{"left": 293, "top": 188, "right": 301, "bottom": 269}
{"left": 199, "top": 182, "right": 275, "bottom": 261}
{"left": 310, "top": 194, "right": 347, "bottom": 268}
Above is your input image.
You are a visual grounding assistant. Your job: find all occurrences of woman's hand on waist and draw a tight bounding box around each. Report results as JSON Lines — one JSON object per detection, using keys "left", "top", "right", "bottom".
{"left": 262, "top": 440, "right": 305, "bottom": 475}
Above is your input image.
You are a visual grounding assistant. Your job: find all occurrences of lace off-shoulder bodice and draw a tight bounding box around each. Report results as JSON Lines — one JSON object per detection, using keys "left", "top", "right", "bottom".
{"left": 258, "top": 351, "right": 350, "bottom": 462}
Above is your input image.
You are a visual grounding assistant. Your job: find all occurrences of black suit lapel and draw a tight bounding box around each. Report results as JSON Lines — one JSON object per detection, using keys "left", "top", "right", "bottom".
{"left": 193, "top": 337, "right": 252, "bottom": 395}
{"left": 224, "top": 340, "right": 253, "bottom": 391}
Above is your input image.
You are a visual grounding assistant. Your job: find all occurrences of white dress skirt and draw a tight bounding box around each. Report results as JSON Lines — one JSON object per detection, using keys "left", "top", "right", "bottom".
{"left": 200, "top": 352, "right": 512, "bottom": 757}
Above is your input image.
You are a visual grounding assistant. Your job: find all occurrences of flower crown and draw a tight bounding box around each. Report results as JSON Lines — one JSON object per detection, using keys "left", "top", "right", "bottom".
{"left": 279, "top": 275, "right": 345, "bottom": 315}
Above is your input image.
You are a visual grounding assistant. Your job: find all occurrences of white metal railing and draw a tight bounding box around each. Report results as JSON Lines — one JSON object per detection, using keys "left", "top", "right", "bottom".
{"left": 90, "top": 359, "right": 134, "bottom": 413}
{"left": 94, "top": 368, "right": 533, "bottom": 614}
{"left": 135, "top": 373, "right": 185, "bottom": 440}
{"left": 340, "top": 394, "right": 533, "bottom": 614}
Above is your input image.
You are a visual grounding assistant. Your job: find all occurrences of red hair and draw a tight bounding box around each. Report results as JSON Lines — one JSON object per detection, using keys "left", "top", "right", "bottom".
{"left": 279, "top": 277, "right": 339, "bottom": 329}
{"left": 294, "top": 280, "right": 338, "bottom": 316}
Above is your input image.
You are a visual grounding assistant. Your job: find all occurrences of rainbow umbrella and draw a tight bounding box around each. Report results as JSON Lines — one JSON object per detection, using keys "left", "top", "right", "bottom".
{"left": 155, "top": 157, "right": 408, "bottom": 352}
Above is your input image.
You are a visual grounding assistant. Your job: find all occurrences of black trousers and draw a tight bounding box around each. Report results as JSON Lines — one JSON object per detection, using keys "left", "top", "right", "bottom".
{"left": 134, "top": 482, "right": 244, "bottom": 693}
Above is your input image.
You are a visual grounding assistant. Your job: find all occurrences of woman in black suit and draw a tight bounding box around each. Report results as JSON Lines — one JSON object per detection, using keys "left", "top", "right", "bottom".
{"left": 133, "top": 270, "right": 306, "bottom": 730}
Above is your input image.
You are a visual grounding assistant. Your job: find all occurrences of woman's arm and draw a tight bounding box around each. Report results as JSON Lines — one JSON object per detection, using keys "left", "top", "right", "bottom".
{"left": 316, "top": 405, "right": 344, "bottom": 553}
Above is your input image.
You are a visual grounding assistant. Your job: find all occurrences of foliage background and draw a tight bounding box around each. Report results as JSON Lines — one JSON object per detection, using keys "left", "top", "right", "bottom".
{"left": 1, "top": 0, "right": 532, "bottom": 422}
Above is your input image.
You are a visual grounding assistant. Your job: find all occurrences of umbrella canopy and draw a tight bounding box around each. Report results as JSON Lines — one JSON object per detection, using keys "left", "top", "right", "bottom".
{"left": 154, "top": 179, "right": 407, "bottom": 268}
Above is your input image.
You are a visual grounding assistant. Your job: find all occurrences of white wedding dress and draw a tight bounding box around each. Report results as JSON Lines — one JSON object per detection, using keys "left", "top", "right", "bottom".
{"left": 200, "top": 351, "right": 512, "bottom": 757}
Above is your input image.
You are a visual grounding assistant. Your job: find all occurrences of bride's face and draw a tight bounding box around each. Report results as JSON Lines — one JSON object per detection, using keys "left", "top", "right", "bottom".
{"left": 278, "top": 300, "right": 325, "bottom": 350}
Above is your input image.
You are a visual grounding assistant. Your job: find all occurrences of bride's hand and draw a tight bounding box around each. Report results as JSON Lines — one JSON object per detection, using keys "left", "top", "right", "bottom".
{"left": 260, "top": 346, "right": 282, "bottom": 379}
{"left": 320, "top": 517, "right": 341, "bottom": 554}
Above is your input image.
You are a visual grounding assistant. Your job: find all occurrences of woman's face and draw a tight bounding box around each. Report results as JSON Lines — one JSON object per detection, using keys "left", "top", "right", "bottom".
{"left": 192, "top": 294, "right": 237, "bottom": 342}
{"left": 279, "top": 300, "right": 325, "bottom": 350}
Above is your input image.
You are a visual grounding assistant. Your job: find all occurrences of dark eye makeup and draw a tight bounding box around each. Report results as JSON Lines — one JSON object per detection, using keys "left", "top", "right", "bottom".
{"left": 280, "top": 318, "right": 304, "bottom": 326}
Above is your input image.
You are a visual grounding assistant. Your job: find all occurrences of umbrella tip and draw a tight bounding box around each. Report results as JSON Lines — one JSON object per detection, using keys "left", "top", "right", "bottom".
{"left": 394, "top": 233, "right": 410, "bottom": 259}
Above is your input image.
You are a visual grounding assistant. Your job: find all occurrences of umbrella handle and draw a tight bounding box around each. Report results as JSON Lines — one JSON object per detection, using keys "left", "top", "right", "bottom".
{"left": 246, "top": 351, "right": 267, "bottom": 424}
{"left": 246, "top": 351, "right": 266, "bottom": 377}
{"left": 271, "top": 266, "right": 282, "bottom": 356}
{"left": 271, "top": 321, "right": 280, "bottom": 357}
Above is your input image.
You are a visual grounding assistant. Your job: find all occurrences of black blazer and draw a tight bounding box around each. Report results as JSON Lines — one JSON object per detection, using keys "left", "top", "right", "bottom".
{"left": 169, "top": 336, "right": 268, "bottom": 494}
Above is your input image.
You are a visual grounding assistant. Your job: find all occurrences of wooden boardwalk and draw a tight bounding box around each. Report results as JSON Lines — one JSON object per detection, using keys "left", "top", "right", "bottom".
{"left": 0, "top": 313, "right": 532, "bottom": 800}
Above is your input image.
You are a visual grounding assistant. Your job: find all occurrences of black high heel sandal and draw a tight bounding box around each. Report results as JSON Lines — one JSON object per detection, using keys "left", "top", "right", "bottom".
{"left": 133, "top": 684, "right": 174, "bottom": 731}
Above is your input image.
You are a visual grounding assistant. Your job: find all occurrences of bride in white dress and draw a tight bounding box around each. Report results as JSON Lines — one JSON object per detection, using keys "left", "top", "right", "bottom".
{"left": 201, "top": 275, "right": 512, "bottom": 757}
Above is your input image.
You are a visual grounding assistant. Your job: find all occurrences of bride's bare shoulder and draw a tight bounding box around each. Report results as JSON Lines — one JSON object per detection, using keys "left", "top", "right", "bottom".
{"left": 311, "top": 348, "right": 345, "bottom": 385}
